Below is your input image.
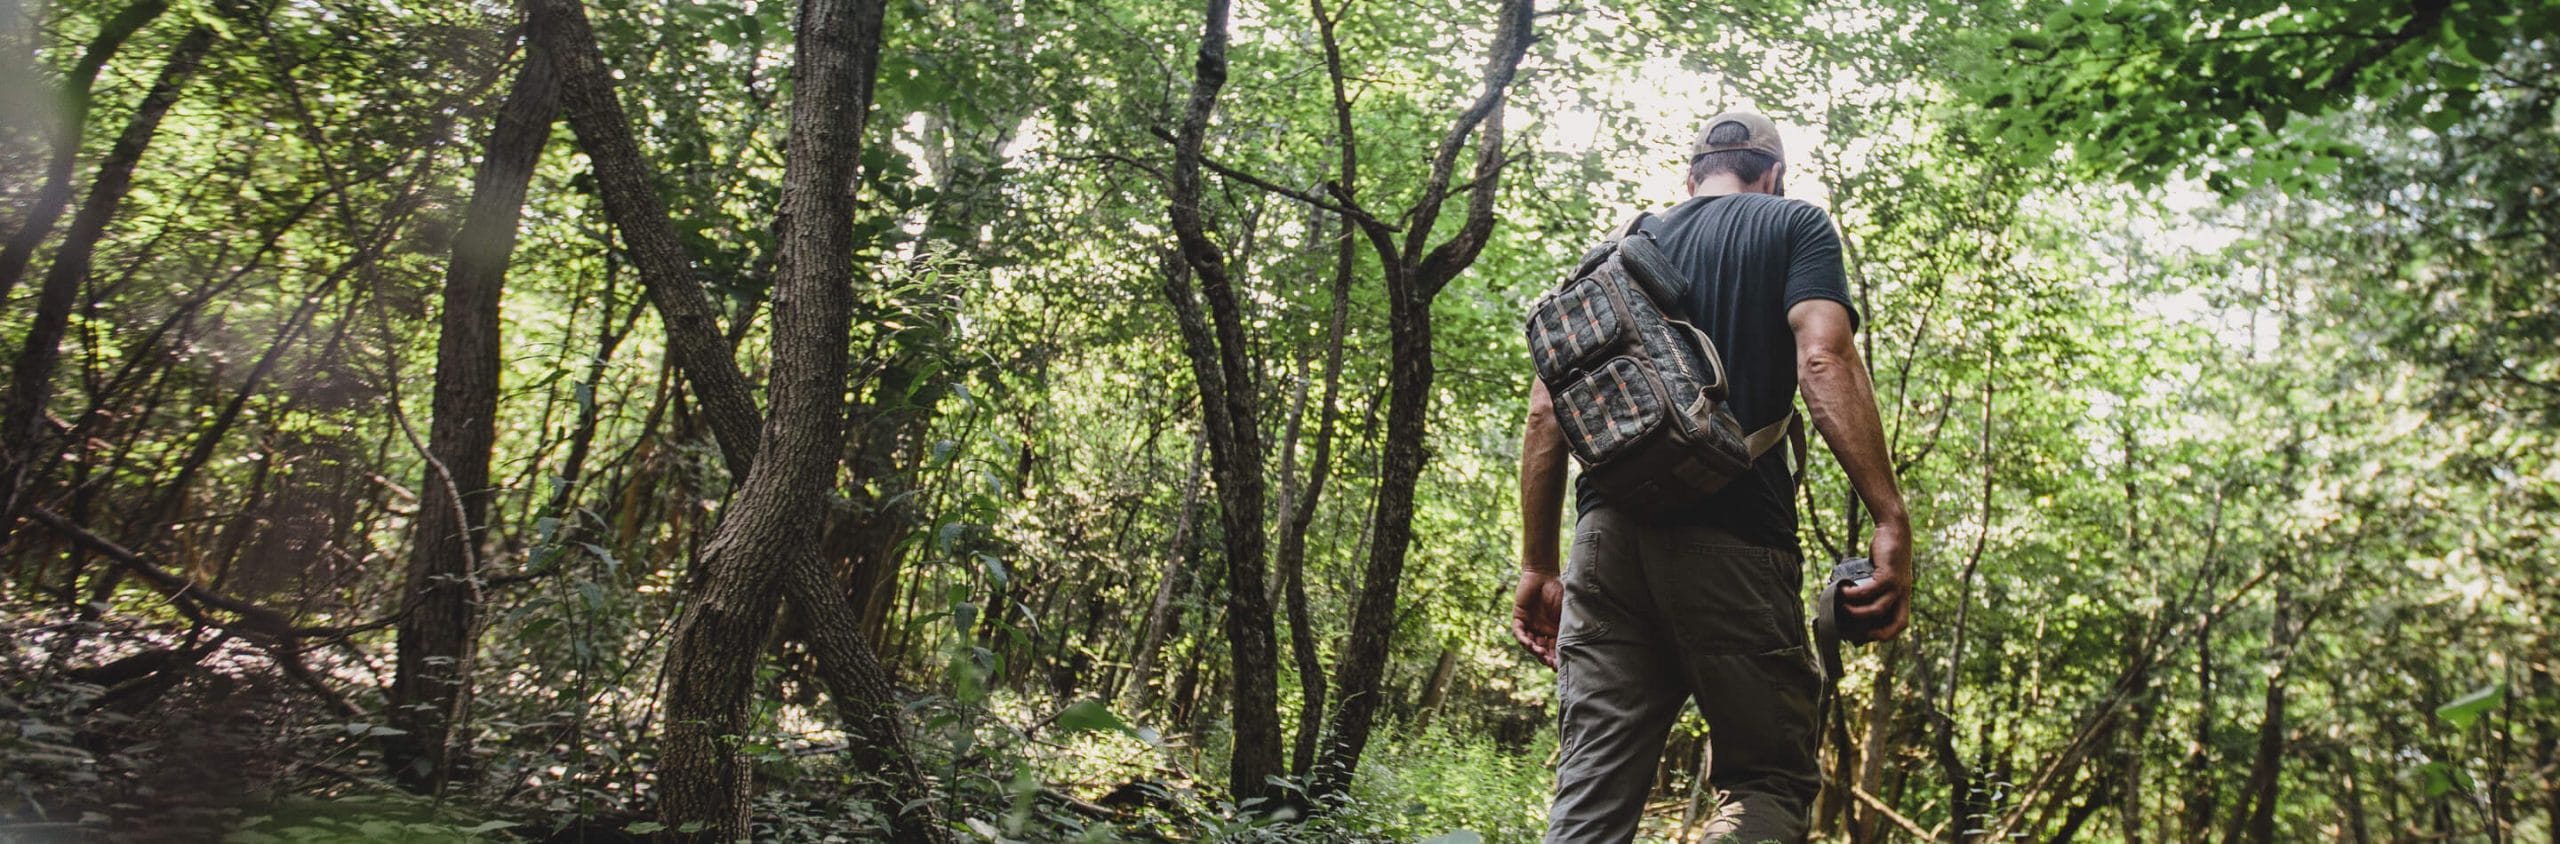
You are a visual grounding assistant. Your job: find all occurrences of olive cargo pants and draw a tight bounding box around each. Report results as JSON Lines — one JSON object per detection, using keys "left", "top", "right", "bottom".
{"left": 1546, "top": 506, "right": 1823, "bottom": 844}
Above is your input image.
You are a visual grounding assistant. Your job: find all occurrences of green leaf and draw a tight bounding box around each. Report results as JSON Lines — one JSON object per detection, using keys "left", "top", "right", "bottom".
{"left": 1420, "top": 832, "right": 1485, "bottom": 844}
{"left": 623, "top": 821, "right": 666, "bottom": 834}
{"left": 2436, "top": 682, "right": 2505, "bottom": 730}
{"left": 1053, "top": 699, "right": 1132, "bottom": 735}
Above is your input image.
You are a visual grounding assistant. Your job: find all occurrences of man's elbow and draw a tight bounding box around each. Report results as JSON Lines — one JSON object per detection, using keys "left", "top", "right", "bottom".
{"left": 1798, "top": 345, "right": 1857, "bottom": 382}
{"left": 1526, "top": 381, "right": 1556, "bottom": 429}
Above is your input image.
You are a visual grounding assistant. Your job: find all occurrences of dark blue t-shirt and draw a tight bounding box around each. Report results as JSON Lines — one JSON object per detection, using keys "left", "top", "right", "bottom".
{"left": 1574, "top": 192, "right": 1856, "bottom": 552}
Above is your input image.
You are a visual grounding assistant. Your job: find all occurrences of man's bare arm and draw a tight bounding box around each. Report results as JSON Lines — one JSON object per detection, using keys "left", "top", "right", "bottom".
{"left": 1512, "top": 379, "right": 1569, "bottom": 667}
{"left": 1520, "top": 379, "right": 1569, "bottom": 576}
{"left": 1790, "top": 299, "right": 1914, "bottom": 639}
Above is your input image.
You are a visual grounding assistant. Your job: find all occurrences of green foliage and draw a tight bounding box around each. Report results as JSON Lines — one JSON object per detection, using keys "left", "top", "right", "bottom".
{"left": 3, "top": 0, "right": 2557, "bottom": 840}
{"left": 2437, "top": 682, "right": 2506, "bottom": 732}
{"left": 1948, "top": 0, "right": 2560, "bottom": 189}
{"left": 227, "top": 797, "right": 517, "bottom": 843}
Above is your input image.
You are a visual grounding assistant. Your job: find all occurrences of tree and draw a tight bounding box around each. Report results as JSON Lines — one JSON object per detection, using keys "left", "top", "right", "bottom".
{"left": 526, "top": 0, "right": 939, "bottom": 838}
{"left": 384, "top": 22, "right": 559, "bottom": 792}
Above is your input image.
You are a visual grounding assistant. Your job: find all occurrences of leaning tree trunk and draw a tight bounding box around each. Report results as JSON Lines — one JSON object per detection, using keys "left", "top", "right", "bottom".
{"left": 0, "top": 0, "right": 171, "bottom": 302}
{"left": 525, "top": 0, "right": 759, "bottom": 478}
{"left": 384, "top": 31, "right": 558, "bottom": 793}
{"left": 3, "top": 24, "right": 213, "bottom": 523}
{"left": 648, "top": 0, "right": 886, "bottom": 836}
{"left": 526, "top": 0, "right": 937, "bottom": 840}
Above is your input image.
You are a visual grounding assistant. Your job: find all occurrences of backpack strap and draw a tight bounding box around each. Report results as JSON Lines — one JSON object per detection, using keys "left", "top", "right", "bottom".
{"left": 1743, "top": 411, "right": 1808, "bottom": 485}
{"left": 1608, "top": 211, "right": 1654, "bottom": 243}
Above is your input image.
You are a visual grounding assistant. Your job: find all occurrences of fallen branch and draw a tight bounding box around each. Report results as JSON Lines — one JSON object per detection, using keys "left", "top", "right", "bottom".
{"left": 1838, "top": 777, "right": 1934, "bottom": 840}
{"left": 23, "top": 505, "right": 398, "bottom": 639}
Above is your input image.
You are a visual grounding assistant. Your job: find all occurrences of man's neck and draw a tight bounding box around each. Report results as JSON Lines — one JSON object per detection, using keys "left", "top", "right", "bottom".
{"left": 1689, "top": 172, "right": 1775, "bottom": 198}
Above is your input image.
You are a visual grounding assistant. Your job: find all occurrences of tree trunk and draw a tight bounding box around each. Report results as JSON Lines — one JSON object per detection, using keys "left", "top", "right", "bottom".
{"left": 1311, "top": 0, "right": 1529, "bottom": 796}
{"left": 1162, "top": 0, "right": 1285, "bottom": 805}
{"left": 0, "top": 0, "right": 169, "bottom": 302}
{"left": 1126, "top": 431, "right": 1206, "bottom": 711}
{"left": 3, "top": 24, "right": 213, "bottom": 521}
{"left": 1316, "top": 281, "right": 1431, "bottom": 792}
{"left": 1849, "top": 640, "right": 1905, "bottom": 843}
{"left": 650, "top": 0, "right": 889, "bottom": 836}
{"left": 527, "top": 0, "right": 759, "bottom": 479}
{"left": 1413, "top": 644, "right": 1458, "bottom": 730}
{"left": 526, "top": 0, "right": 934, "bottom": 839}
{"left": 385, "top": 31, "right": 558, "bottom": 793}
{"left": 1277, "top": 209, "right": 1352, "bottom": 778}
{"left": 835, "top": 355, "right": 942, "bottom": 645}
{"left": 2220, "top": 581, "right": 2292, "bottom": 844}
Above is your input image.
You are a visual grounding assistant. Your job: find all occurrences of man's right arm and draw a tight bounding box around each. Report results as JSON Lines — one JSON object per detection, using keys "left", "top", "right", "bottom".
{"left": 1513, "top": 379, "right": 1569, "bottom": 667}
{"left": 1789, "top": 299, "right": 1914, "bottom": 640}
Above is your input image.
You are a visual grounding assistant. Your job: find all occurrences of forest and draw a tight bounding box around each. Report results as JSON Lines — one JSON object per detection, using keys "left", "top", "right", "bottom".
{"left": 0, "top": 0, "right": 2555, "bottom": 840}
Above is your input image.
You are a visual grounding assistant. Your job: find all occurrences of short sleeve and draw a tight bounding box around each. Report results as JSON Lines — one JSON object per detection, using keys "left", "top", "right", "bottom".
{"left": 1781, "top": 203, "right": 1857, "bottom": 331}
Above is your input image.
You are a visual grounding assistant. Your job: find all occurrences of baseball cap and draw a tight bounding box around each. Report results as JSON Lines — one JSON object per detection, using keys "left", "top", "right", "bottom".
{"left": 1689, "top": 111, "right": 1785, "bottom": 163}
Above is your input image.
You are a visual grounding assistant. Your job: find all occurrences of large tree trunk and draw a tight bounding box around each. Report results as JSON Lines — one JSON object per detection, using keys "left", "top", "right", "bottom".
{"left": 3, "top": 24, "right": 213, "bottom": 522}
{"left": 384, "top": 32, "right": 559, "bottom": 793}
{"left": 526, "top": 0, "right": 937, "bottom": 839}
{"left": 1162, "top": 0, "right": 1286, "bottom": 805}
{"left": 0, "top": 0, "right": 169, "bottom": 302}
{"left": 650, "top": 0, "right": 886, "bottom": 836}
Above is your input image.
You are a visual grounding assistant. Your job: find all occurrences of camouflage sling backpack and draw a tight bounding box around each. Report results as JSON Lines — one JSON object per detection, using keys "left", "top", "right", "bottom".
{"left": 1524, "top": 214, "right": 1800, "bottom": 514}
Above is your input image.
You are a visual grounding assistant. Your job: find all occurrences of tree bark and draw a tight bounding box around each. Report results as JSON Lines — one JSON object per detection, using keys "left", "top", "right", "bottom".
{"left": 649, "top": 0, "right": 890, "bottom": 836}
{"left": 1311, "top": 0, "right": 1530, "bottom": 797}
{"left": 1125, "top": 431, "right": 1206, "bottom": 711}
{"left": 384, "top": 30, "right": 558, "bottom": 793}
{"left": 1162, "top": 0, "right": 1286, "bottom": 805}
{"left": 526, "top": 0, "right": 938, "bottom": 839}
{"left": 0, "top": 0, "right": 169, "bottom": 302}
{"left": 3, "top": 24, "right": 212, "bottom": 522}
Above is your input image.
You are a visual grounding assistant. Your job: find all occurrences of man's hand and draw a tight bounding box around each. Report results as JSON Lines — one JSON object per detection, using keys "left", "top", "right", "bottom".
{"left": 1512, "top": 570, "right": 1564, "bottom": 668}
{"left": 1841, "top": 520, "right": 1913, "bottom": 640}
{"left": 1793, "top": 298, "right": 1916, "bottom": 641}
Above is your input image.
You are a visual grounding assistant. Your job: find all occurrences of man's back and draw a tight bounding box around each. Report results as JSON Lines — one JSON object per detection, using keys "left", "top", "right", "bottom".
{"left": 1515, "top": 111, "right": 1911, "bottom": 844}
{"left": 1572, "top": 192, "right": 1853, "bottom": 550}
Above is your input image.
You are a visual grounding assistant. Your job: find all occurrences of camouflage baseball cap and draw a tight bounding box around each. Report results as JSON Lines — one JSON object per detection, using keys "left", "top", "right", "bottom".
{"left": 1689, "top": 111, "right": 1784, "bottom": 163}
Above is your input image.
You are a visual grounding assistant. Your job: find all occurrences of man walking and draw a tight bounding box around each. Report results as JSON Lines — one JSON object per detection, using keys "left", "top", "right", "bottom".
{"left": 1512, "top": 111, "right": 1914, "bottom": 843}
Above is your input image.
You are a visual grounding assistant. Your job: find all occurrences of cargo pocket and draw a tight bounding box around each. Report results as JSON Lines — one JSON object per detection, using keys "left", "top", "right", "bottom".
{"left": 1556, "top": 526, "right": 1614, "bottom": 646}
{"left": 1657, "top": 541, "right": 1800, "bottom": 656}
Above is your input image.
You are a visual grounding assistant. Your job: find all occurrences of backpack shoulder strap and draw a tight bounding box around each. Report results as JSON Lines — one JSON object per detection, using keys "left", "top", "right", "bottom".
{"left": 1608, "top": 210, "right": 1654, "bottom": 244}
{"left": 1743, "top": 411, "right": 1809, "bottom": 485}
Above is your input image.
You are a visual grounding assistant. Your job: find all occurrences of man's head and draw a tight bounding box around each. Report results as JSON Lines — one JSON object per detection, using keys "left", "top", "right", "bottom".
{"left": 1686, "top": 111, "right": 1785, "bottom": 197}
